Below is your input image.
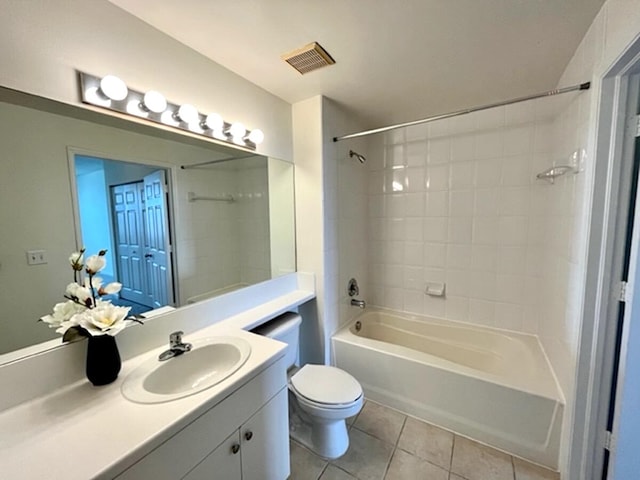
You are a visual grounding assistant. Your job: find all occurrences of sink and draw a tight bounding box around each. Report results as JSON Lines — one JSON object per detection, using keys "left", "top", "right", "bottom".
{"left": 122, "top": 336, "right": 251, "bottom": 404}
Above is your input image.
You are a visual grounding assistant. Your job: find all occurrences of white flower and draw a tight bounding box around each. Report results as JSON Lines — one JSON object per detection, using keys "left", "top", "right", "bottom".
{"left": 100, "top": 282, "right": 122, "bottom": 295}
{"left": 40, "top": 300, "right": 86, "bottom": 329}
{"left": 66, "top": 282, "right": 93, "bottom": 306}
{"left": 84, "top": 276, "right": 103, "bottom": 290}
{"left": 85, "top": 254, "right": 106, "bottom": 274}
{"left": 69, "top": 251, "right": 84, "bottom": 271}
{"left": 75, "top": 303, "right": 132, "bottom": 336}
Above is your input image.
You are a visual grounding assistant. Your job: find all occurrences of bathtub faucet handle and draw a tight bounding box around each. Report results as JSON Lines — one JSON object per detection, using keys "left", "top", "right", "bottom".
{"left": 348, "top": 278, "right": 360, "bottom": 297}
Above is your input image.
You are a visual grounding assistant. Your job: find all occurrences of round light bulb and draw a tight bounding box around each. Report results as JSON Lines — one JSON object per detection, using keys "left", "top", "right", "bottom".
{"left": 99, "top": 75, "right": 128, "bottom": 101}
{"left": 229, "top": 122, "right": 246, "bottom": 139}
{"left": 142, "top": 90, "right": 167, "bottom": 113}
{"left": 176, "top": 104, "right": 199, "bottom": 124}
{"left": 203, "top": 113, "right": 224, "bottom": 131}
{"left": 248, "top": 129, "right": 265, "bottom": 144}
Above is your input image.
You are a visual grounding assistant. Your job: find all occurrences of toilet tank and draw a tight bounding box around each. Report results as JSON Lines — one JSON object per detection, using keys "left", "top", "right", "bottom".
{"left": 251, "top": 312, "right": 302, "bottom": 369}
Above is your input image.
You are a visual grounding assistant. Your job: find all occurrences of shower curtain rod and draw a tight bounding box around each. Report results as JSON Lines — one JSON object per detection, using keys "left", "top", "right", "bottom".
{"left": 333, "top": 81, "right": 590, "bottom": 142}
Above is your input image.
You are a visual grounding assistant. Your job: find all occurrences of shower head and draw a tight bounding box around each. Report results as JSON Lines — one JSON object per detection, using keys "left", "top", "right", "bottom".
{"left": 349, "top": 150, "right": 366, "bottom": 163}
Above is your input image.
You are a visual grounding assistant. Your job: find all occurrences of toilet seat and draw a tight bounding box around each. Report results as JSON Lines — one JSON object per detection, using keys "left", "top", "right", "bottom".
{"left": 290, "top": 364, "right": 362, "bottom": 408}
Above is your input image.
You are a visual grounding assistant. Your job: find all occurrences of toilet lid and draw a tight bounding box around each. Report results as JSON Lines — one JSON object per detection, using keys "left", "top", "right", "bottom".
{"left": 290, "top": 365, "right": 362, "bottom": 405}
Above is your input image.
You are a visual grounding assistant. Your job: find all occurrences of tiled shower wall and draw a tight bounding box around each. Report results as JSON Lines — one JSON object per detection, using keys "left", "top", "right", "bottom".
{"left": 177, "top": 160, "right": 271, "bottom": 302}
{"left": 367, "top": 100, "right": 568, "bottom": 333}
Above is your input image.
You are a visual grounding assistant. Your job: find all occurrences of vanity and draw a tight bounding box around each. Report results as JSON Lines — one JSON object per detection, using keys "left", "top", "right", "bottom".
{"left": 0, "top": 273, "right": 316, "bottom": 480}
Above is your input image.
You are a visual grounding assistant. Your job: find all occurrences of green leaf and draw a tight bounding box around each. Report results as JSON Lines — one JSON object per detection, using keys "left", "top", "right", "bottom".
{"left": 62, "top": 326, "right": 89, "bottom": 343}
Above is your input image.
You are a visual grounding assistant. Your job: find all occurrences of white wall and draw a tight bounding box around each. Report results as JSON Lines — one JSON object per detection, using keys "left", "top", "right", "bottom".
{"left": 0, "top": 0, "right": 292, "bottom": 160}
{"left": 293, "top": 96, "right": 326, "bottom": 364}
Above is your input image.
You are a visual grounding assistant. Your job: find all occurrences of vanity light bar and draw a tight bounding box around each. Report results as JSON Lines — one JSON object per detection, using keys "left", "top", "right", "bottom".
{"left": 78, "top": 72, "right": 264, "bottom": 151}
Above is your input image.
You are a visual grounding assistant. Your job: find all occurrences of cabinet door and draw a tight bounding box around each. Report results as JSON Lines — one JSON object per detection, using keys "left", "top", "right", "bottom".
{"left": 183, "top": 431, "right": 241, "bottom": 480}
{"left": 241, "top": 388, "right": 289, "bottom": 480}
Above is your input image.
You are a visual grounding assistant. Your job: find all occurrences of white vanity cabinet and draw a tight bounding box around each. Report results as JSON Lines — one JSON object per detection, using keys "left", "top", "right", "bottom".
{"left": 184, "top": 388, "right": 289, "bottom": 480}
{"left": 114, "top": 357, "right": 289, "bottom": 480}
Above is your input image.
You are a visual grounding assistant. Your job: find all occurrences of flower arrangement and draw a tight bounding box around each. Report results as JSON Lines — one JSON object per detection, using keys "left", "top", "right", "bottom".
{"left": 40, "top": 249, "right": 141, "bottom": 342}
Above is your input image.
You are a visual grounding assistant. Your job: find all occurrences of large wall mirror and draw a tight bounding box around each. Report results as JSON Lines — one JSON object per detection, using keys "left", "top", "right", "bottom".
{"left": 0, "top": 86, "right": 296, "bottom": 357}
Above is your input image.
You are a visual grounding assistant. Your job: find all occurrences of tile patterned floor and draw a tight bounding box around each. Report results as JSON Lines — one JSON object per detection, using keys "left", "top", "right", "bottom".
{"left": 289, "top": 399, "right": 560, "bottom": 480}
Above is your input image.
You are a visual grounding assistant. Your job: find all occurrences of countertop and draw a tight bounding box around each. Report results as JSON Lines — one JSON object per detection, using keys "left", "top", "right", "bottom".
{"left": 0, "top": 324, "right": 287, "bottom": 480}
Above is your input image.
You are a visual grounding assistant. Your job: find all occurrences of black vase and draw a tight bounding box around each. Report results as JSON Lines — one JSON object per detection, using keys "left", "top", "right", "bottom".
{"left": 86, "top": 335, "right": 121, "bottom": 386}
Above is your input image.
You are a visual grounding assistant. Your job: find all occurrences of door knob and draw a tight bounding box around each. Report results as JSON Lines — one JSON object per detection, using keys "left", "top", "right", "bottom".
{"left": 244, "top": 430, "right": 253, "bottom": 441}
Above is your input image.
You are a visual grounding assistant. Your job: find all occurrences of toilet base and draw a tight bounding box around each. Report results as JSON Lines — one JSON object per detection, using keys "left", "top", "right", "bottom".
{"left": 288, "top": 392, "right": 350, "bottom": 459}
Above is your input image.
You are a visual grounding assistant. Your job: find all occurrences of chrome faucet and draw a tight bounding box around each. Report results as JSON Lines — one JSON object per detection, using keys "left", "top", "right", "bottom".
{"left": 158, "top": 331, "right": 192, "bottom": 361}
{"left": 350, "top": 299, "right": 366, "bottom": 309}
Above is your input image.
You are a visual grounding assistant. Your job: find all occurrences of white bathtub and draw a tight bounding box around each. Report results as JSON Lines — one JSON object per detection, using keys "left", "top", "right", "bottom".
{"left": 332, "top": 308, "right": 563, "bottom": 469}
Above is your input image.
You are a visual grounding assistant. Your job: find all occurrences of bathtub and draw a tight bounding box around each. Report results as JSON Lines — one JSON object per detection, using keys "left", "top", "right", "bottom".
{"left": 332, "top": 308, "right": 563, "bottom": 469}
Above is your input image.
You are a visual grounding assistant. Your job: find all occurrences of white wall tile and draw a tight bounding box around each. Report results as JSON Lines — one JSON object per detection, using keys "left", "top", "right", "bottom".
{"left": 426, "top": 191, "right": 449, "bottom": 216}
{"left": 428, "top": 137, "right": 451, "bottom": 164}
{"left": 450, "top": 161, "right": 476, "bottom": 189}
{"left": 449, "top": 190, "right": 475, "bottom": 216}
{"left": 450, "top": 135, "right": 475, "bottom": 162}
{"left": 475, "top": 130, "right": 504, "bottom": 160}
{"left": 445, "top": 295, "right": 470, "bottom": 321}
{"left": 425, "top": 164, "right": 450, "bottom": 191}
{"left": 448, "top": 217, "right": 473, "bottom": 244}
{"left": 475, "top": 158, "right": 502, "bottom": 187}
{"left": 423, "top": 217, "right": 448, "bottom": 242}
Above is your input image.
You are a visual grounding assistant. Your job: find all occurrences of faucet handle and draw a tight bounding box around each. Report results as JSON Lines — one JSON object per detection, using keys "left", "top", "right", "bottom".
{"left": 169, "top": 331, "right": 184, "bottom": 345}
{"left": 348, "top": 278, "right": 360, "bottom": 297}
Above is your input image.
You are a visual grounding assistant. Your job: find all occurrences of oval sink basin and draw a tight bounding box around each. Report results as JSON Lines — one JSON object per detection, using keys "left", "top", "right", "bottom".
{"left": 122, "top": 336, "right": 251, "bottom": 404}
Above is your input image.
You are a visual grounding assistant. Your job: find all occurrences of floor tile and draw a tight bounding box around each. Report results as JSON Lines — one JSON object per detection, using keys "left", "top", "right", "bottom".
{"left": 449, "top": 474, "right": 466, "bottom": 480}
{"left": 450, "top": 436, "right": 514, "bottom": 480}
{"left": 513, "top": 457, "right": 560, "bottom": 480}
{"left": 290, "top": 440, "right": 327, "bottom": 480}
{"left": 332, "top": 428, "right": 394, "bottom": 480}
{"left": 384, "top": 449, "right": 449, "bottom": 480}
{"left": 353, "top": 400, "right": 407, "bottom": 445}
{"left": 397, "top": 416, "right": 454, "bottom": 470}
{"left": 319, "top": 465, "right": 358, "bottom": 480}
{"left": 346, "top": 412, "right": 360, "bottom": 426}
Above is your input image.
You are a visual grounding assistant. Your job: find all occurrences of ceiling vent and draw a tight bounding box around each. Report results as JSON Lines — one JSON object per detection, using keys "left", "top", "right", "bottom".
{"left": 282, "top": 42, "right": 336, "bottom": 75}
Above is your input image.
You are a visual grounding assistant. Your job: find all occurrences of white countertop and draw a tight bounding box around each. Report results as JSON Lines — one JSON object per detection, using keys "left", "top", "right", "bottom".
{"left": 0, "top": 324, "right": 287, "bottom": 480}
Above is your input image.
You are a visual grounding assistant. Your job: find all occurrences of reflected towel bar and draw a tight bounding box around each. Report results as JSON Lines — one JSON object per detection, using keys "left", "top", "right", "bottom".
{"left": 187, "top": 191, "right": 235, "bottom": 203}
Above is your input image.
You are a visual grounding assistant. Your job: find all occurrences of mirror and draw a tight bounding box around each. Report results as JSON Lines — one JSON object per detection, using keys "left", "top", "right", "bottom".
{"left": 0, "top": 86, "right": 296, "bottom": 357}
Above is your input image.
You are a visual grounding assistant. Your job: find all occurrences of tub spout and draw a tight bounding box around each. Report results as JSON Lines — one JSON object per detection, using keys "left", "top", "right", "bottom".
{"left": 351, "top": 299, "right": 366, "bottom": 309}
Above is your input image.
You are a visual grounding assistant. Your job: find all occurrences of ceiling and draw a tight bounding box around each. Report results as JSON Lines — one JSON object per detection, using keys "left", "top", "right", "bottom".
{"left": 109, "top": 0, "right": 605, "bottom": 129}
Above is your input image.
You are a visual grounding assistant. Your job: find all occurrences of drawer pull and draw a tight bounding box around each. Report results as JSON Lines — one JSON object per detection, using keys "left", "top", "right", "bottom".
{"left": 244, "top": 431, "right": 253, "bottom": 441}
{"left": 231, "top": 443, "right": 240, "bottom": 454}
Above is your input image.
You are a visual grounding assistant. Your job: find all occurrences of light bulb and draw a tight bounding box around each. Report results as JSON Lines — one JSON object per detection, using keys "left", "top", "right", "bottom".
{"left": 126, "top": 99, "right": 148, "bottom": 117}
{"left": 99, "top": 75, "right": 128, "bottom": 101}
{"left": 141, "top": 90, "right": 167, "bottom": 113}
{"left": 175, "top": 104, "right": 199, "bottom": 124}
{"left": 229, "top": 122, "right": 246, "bottom": 139}
{"left": 203, "top": 113, "right": 224, "bottom": 131}
{"left": 248, "top": 129, "right": 265, "bottom": 144}
{"left": 85, "top": 87, "right": 111, "bottom": 107}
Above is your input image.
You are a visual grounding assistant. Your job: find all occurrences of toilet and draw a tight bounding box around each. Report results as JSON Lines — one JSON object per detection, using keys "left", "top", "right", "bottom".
{"left": 252, "top": 312, "right": 363, "bottom": 459}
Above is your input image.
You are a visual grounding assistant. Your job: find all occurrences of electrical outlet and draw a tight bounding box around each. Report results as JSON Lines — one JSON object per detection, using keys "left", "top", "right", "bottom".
{"left": 26, "top": 250, "right": 47, "bottom": 265}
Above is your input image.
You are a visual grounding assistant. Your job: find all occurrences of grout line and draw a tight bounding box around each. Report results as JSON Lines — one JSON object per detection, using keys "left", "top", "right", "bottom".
{"left": 511, "top": 455, "right": 517, "bottom": 480}
{"left": 449, "top": 435, "right": 456, "bottom": 472}
{"left": 381, "top": 416, "right": 407, "bottom": 480}
{"left": 317, "top": 462, "right": 330, "bottom": 480}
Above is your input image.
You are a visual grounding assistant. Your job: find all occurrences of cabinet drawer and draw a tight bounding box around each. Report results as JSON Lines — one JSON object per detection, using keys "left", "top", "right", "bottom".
{"left": 115, "top": 356, "right": 286, "bottom": 480}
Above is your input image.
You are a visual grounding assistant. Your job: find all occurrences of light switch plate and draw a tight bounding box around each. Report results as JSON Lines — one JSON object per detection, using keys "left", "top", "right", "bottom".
{"left": 26, "top": 250, "right": 47, "bottom": 265}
